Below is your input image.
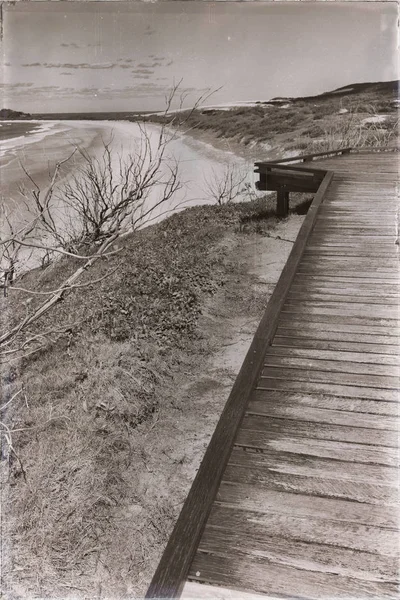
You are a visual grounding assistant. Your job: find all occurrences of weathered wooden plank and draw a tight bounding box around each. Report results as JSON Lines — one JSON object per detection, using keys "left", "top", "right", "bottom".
{"left": 281, "top": 303, "right": 399, "bottom": 320}
{"left": 293, "top": 273, "right": 400, "bottom": 285}
{"left": 304, "top": 251, "right": 398, "bottom": 260}
{"left": 275, "top": 326, "right": 399, "bottom": 345}
{"left": 197, "top": 526, "right": 399, "bottom": 583}
{"left": 228, "top": 447, "right": 398, "bottom": 486}
{"left": 235, "top": 429, "right": 399, "bottom": 467}
{"left": 299, "top": 264, "right": 399, "bottom": 280}
{"left": 314, "top": 222, "right": 396, "bottom": 228}
{"left": 300, "top": 256, "right": 399, "bottom": 267}
{"left": 241, "top": 414, "right": 399, "bottom": 447}
{"left": 280, "top": 303, "right": 399, "bottom": 320}
{"left": 311, "top": 225, "right": 398, "bottom": 231}
{"left": 272, "top": 336, "right": 399, "bottom": 355}
{"left": 206, "top": 505, "right": 399, "bottom": 554}
{"left": 315, "top": 216, "right": 397, "bottom": 222}
{"left": 257, "top": 376, "right": 400, "bottom": 400}
{"left": 290, "top": 283, "right": 400, "bottom": 294}
{"left": 293, "top": 274, "right": 400, "bottom": 286}
{"left": 320, "top": 190, "right": 397, "bottom": 195}
{"left": 248, "top": 399, "right": 398, "bottom": 431}
{"left": 316, "top": 210, "right": 399, "bottom": 216}
{"left": 295, "top": 270, "right": 399, "bottom": 282}
{"left": 305, "top": 244, "right": 398, "bottom": 253}
{"left": 304, "top": 246, "right": 398, "bottom": 255}
{"left": 323, "top": 185, "right": 397, "bottom": 190}
{"left": 251, "top": 388, "right": 399, "bottom": 415}
{"left": 286, "top": 291, "right": 399, "bottom": 305}
{"left": 189, "top": 551, "right": 399, "bottom": 600}
{"left": 286, "top": 294, "right": 398, "bottom": 306}
{"left": 305, "top": 243, "right": 398, "bottom": 251}
{"left": 318, "top": 207, "right": 399, "bottom": 212}
{"left": 181, "top": 582, "right": 269, "bottom": 600}
{"left": 277, "top": 315, "right": 400, "bottom": 337}
{"left": 297, "top": 268, "right": 399, "bottom": 279}
{"left": 288, "top": 287, "right": 400, "bottom": 301}
{"left": 313, "top": 229, "right": 397, "bottom": 234}
{"left": 312, "top": 231, "right": 396, "bottom": 239}
{"left": 260, "top": 366, "right": 399, "bottom": 390}
{"left": 264, "top": 345, "right": 400, "bottom": 365}
{"left": 216, "top": 482, "right": 399, "bottom": 529}
{"left": 293, "top": 278, "right": 400, "bottom": 290}
{"left": 263, "top": 353, "right": 399, "bottom": 377}
{"left": 309, "top": 234, "right": 398, "bottom": 242}
{"left": 223, "top": 463, "right": 398, "bottom": 507}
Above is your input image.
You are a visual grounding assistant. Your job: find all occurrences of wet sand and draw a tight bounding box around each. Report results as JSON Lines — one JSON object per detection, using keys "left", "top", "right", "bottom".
{"left": 1, "top": 119, "right": 259, "bottom": 229}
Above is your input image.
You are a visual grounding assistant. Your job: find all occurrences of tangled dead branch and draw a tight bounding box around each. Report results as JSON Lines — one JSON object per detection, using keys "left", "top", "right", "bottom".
{"left": 1, "top": 84, "right": 211, "bottom": 358}
{"left": 203, "top": 163, "right": 248, "bottom": 206}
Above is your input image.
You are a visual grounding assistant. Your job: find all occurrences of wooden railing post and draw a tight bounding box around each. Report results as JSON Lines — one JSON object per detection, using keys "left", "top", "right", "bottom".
{"left": 277, "top": 186, "right": 289, "bottom": 217}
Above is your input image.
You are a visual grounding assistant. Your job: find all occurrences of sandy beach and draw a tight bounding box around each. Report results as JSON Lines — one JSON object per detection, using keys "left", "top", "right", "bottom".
{"left": 0, "top": 119, "right": 261, "bottom": 274}
{"left": 0, "top": 119, "right": 258, "bottom": 224}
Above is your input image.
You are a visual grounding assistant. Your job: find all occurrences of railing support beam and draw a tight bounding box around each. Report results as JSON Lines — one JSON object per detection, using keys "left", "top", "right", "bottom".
{"left": 277, "top": 186, "right": 289, "bottom": 218}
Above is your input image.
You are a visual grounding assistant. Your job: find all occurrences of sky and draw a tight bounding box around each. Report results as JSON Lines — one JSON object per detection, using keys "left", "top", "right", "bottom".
{"left": 1, "top": 1, "right": 398, "bottom": 114}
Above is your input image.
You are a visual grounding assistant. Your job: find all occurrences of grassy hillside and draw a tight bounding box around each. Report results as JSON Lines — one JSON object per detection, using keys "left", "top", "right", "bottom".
{"left": 1, "top": 193, "right": 310, "bottom": 598}
{"left": 147, "top": 80, "right": 399, "bottom": 156}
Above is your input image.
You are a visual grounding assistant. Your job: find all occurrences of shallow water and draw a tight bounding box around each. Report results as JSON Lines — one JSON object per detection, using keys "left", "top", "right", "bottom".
{"left": 1, "top": 119, "right": 258, "bottom": 223}
{"left": 0, "top": 120, "right": 260, "bottom": 271}
{"left": 0, "top": 121, "right": 41, "bottom": 142}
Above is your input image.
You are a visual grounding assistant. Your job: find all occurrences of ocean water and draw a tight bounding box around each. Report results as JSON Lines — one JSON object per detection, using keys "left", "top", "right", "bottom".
{"left": 0, "top": 121, "right": 41, "bottom": 142}
{"left": 0, "top": 120, "right": 100, "bottom": 197}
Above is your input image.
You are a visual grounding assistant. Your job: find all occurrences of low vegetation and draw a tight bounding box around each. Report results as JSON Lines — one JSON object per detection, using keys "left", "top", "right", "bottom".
{"left": 147, "top": 80, "right": 399, "bottom": 155}
{"left": 1, "top": 192, "right": 309, "bottom": 598}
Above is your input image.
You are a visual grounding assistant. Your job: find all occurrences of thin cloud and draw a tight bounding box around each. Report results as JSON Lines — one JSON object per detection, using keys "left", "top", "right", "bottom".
{"left": 132, "top": 68, "right": 154, "bottom": 75}
{"left": 0, "top": 83, "right": 34, "bottom": 88}
{"left": 42, "top": 62, "right": 116, "bottom": 70}
{"left": 137, "top": 58, "right": 172, "bottom": 69}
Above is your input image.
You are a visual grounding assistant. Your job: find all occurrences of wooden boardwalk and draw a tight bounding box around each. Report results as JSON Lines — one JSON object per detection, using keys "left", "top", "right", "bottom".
{"left": 147, "top": 152, "right": 399, "bottom": 600}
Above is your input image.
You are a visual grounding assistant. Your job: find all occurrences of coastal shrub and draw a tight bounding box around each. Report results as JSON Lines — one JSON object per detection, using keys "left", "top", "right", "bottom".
{"left": 303, "top": 124, "right": 325, "bottom": 138}
{"left": 312, "top": 102, "right": 338, "bottom": 120}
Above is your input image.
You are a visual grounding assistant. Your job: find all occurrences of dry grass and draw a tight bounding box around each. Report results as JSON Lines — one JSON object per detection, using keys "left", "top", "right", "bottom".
{"left": 147, "top": 81, "right": 398, "bottom": 159}
{"left": 303, "top": 108, "right": 399, "bottom": 153}
{"left": 1, "top": 195, "right": 310, "bottom": 599}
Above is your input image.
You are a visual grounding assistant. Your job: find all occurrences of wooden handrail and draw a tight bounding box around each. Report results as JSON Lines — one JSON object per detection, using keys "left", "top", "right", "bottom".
{"left": 255, "top": 162, "right": 327, "bottom": 175}
{"left": 145, "top": 164, "right": 335, "bottom": 599}
{"left": 255, "top": 145, "right": 399, "bottom": 168}
{"left": 256, "top": 147, "right": 352, "bottom": 166}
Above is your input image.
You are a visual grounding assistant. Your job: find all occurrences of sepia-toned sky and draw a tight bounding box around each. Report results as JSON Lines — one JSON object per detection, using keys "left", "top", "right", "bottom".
{"left": 1, "top": 1, "right": 398, "bottom": 113}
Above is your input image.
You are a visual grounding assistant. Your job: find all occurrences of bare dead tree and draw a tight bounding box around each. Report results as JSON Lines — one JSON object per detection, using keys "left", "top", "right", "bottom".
{"left": 58, "top": 129, "right": 181, "bottom": 244}
{"left": 203, "top": 163, "right": 248, "bottom": 206}
{"left": 0, "top": 84, "right": 212, "bottom": 360}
